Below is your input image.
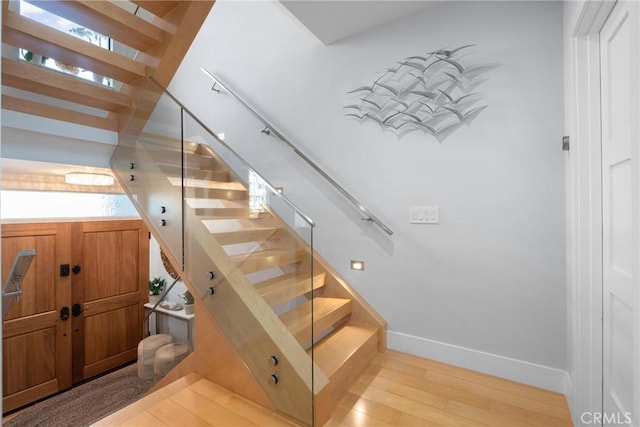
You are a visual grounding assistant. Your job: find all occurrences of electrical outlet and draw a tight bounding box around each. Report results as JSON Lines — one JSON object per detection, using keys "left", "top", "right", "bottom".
{"left": 410, "top": 207, "right": 439, "bottom": 224}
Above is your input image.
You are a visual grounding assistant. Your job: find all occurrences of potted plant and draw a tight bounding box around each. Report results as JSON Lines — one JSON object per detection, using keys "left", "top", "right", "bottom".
{"left": 21, "top": 50, "right": 47, "bottom": 66}
{"left": 148, "top": 276, "right": 166, "bottom": 305}
{"left": 180, "top": 290, "right": 195, "bottom": 315}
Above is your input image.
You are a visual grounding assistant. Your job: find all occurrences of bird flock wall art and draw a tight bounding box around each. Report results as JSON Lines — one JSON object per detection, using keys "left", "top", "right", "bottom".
{"left": 344, "top": 45, "right": 491, "bottom": 138}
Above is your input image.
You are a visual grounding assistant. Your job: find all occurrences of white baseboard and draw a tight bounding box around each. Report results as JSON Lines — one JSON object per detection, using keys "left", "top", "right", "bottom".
{"left": 387, "top": 330, "right": 572, "bottom": 396}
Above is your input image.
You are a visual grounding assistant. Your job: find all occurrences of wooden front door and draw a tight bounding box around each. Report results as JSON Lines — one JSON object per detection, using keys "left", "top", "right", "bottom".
{"left": 71, "top": 220, "right": 149, "bottom": 383}
{"left": 2, "top": 222, "right": 72, "bottom": 413}
{"left": 2, "top": 219, "right": 149, "bottom": 412}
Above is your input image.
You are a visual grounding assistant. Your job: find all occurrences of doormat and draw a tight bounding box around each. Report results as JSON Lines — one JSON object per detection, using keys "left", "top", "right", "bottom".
{"left": 4, "top": 364, "right": 146, "bottom": 427}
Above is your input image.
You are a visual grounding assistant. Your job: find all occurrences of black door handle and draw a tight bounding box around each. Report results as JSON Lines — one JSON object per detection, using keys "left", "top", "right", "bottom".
{"left": 72, "top": 303, "right": 82, "bottom": 317}
{"left": 72, "top": 265, "right": 81, "bottom": 275}
{"left": 60, "top": 306, "right": 70, "bottom": 321}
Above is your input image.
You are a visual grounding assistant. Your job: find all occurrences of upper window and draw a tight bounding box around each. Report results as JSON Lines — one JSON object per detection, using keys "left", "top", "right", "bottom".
{"left": 19, "top": 0, "right": 113, "bottom": 87}
{"left": 1, "top": 191, "right": 139, "bottom": 219}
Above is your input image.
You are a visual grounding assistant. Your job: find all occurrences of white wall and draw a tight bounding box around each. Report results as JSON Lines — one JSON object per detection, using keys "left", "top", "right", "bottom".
{"left": 170, "top": 0, "right": 568, "bottom": 391}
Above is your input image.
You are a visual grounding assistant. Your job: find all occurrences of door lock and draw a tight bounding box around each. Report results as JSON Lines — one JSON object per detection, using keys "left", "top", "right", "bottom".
{"left": 72, "top": 303, "right": 83, "bottom": 317}
{"left": 60, "top": 306, "right": 70, "bottom": 321}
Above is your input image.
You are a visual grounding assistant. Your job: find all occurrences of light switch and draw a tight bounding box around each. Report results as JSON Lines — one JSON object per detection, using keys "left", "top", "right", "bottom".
{"left": 410, "top": 207, "right": 439, "bottom": 224}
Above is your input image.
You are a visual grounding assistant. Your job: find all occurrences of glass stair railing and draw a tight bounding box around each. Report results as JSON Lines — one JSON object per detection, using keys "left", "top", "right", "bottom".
{"left": 111, "top": 77, "right": 385, "bottom": 426}
{"left": 111, "top": 78, "right": 319, "bottom": 425}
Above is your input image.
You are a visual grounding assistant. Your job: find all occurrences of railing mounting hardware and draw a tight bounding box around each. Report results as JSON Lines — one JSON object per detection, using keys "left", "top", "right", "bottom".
{"left": 200, "top": 68, "right": 393, "bottom": 235}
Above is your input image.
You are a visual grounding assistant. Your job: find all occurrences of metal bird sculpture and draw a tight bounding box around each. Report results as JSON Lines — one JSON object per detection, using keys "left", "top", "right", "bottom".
{"left": 344, "top": 44, "right": 489, "bottom": 137}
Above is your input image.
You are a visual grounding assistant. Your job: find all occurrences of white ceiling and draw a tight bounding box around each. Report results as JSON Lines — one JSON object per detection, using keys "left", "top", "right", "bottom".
{"left": 279, "top": 0, "right": 440, "bottom": 45}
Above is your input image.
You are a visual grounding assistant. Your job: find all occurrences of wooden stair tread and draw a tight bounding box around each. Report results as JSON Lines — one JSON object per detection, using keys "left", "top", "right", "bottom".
{"left": 130, "top": 0, "right": 182, "bottom": 18}
{"left": 2, "top": 57, "right": 130, "bottom": 112}
{"left": 186, "top": 198, "right": 248, "bottom": 210}
{"left": 179, "top": 178, "right": 245, "bottom": 191}
{"left": 3, "top": 10, "right": 146, "bottom": 83}
{"left": 195, "top": 208, "right": 251, "bottom": 219}
{"left": 310, "top": 323, "right": 378, "bottom": 378}
{"left": 2, "top": 94, "right": 117, "bottom": 131}
{"left": 167, "top": 177, "right": 248, "bottom": 200}
{"left": 230, "top": 248, "right": 305, "bottom": 273}
{"left": 159, "top": 165, "right": 230, "bottom": 181}
{"left": 212, "top": 227, "right": 282, "bottom": 245}
{"left": 255, "top": 271, "right": 326, "bottom": 307}
{"left": 146, "top": 150, "right": 219, "bottom": 169}
{"left": 28, "top": 0, "right": 165, "bottom": 52}
{"left": 93, "top": 374, "right": 296, "bottom": 426}
{"left": 187, "top": 199, "right": 250, "bottom": 218}
{"left": 279, "top": 297, "right": 352, "bottom": 345}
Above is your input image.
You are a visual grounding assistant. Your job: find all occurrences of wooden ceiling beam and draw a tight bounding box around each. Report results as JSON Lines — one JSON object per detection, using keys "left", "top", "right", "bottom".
{"left": 3, "top": 95, "right": 118, "bottom": 131}
{"left": 128, "top": 1, "right": 181, "bottom": 18}
{"left": 27, "top": 0, "right": 165, "bottom": 52}
{"left": 2, "top": 57, "right": 130, "bottom": 112}
{"left": 3, "top": 10, "right": 146, "bottom": 83}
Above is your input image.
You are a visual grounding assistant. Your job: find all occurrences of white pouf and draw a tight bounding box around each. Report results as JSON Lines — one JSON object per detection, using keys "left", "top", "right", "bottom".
{"left": 137, "top": 334, "right": 174, "bottom": 386}
{"left": 153, "top": 342, "right": 190, "bottom": 383}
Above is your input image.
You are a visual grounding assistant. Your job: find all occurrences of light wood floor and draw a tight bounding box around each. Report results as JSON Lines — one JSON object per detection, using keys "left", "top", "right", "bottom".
{"left": 94, "top": 350, "right": 573, "bottom": 427}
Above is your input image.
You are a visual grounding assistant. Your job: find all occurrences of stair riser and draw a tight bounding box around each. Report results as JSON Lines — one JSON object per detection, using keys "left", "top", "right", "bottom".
{"left": 233, "top": 251, "right": 304, "bottom": 274}
{"left": 259, "top": 275, "right": 326, "bottom": 307}
{"left": 290, "top": 301, "right": 352, "bottom": 346}
{"left": 314, "top": 331, "right": 378, "bottom": 425}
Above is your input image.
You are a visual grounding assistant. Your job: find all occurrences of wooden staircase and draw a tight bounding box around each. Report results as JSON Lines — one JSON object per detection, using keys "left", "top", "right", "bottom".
{"left": 1, "top": 0, "right": 213, "bottom": 131}
{"left": 1, "top": 1, "right": 387, "bottom": 424}
{"left": 112, "top": 136, "right": 386, "bottom": 425}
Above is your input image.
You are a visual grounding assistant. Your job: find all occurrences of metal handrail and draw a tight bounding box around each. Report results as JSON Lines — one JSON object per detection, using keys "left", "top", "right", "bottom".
{"left": 201, "top": 68, "right": 394, "bottom": 236}
{"left": 149, "top": 77, "right": 315, "bottom": 228}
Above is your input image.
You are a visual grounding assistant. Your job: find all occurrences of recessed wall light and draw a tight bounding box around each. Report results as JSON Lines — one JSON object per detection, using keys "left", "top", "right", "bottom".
{"left": 350, "top": 260, "right": 365, "bottom": 271}
{"left": 65, "top": 172, "right": 114, "bottom": 186}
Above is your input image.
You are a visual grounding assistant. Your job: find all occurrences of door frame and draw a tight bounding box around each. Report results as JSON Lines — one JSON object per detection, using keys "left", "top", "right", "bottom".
{"left": 569, "top": 0, "right": 639, "bottom": 424}
{"left": 568, "top": 0, "right": 613, "bottom": 423}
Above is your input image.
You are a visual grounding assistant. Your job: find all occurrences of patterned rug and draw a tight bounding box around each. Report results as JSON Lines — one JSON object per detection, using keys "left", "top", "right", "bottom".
{"left": 4, "top": 365, "right": 146, "bottom": 427}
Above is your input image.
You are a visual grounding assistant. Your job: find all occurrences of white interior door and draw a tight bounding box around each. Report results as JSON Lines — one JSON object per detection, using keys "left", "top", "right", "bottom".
{"left": 601, "top": 1, "right": 640, "bottom": 425}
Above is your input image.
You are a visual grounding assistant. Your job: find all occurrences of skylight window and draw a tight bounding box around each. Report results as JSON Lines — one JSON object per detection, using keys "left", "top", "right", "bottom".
{"left": 19, "top": 0, "right": 113, "bottom": 87}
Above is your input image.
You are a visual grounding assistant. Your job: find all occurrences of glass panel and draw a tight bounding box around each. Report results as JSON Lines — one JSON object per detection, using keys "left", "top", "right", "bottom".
{"left": 111, "top": 78, "right": 317, "bottom": 424}
{"left": 111, "top": 81, "right": 184, "bottom": 269}
{"left": 182, "top": 106, "right": 315, "bottom": 425}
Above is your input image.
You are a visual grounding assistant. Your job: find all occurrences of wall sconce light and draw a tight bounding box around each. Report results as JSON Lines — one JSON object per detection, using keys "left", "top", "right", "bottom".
{"left": 65, "top": 172, "right": 114, "bottom": 186}
{"left": 350, "top": 260, "right": 365, "bottom": 271}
